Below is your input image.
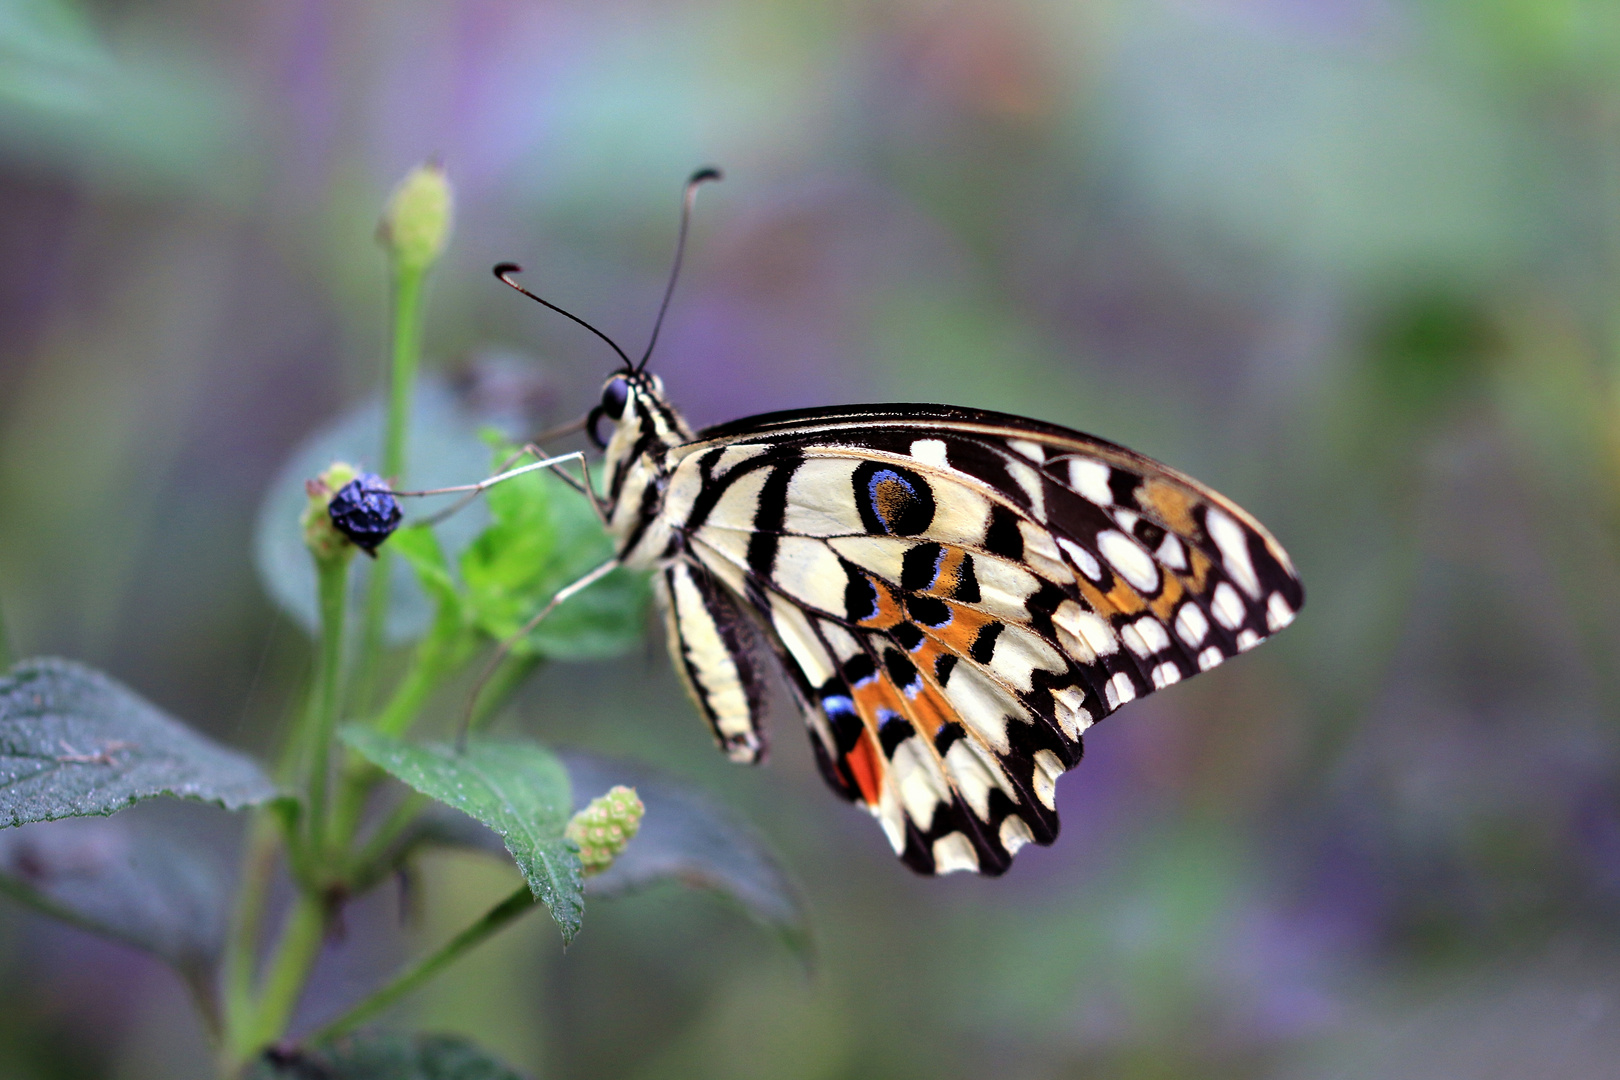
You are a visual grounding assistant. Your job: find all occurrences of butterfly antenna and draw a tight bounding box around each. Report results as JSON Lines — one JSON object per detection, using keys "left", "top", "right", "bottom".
{"left": 637, "top": 166, "right": 723, "bottom": 372}
{"left": 493, "top": 264, "right": 634, "bottom": 371}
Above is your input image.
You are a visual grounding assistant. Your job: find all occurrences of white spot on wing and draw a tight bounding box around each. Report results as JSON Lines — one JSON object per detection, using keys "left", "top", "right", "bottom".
{"left": 1212, "top": 582, "right": 1246, "bottom": 630}
{"left": 1008, "top": 438, "right": 1046, "bottom": 462}
{"left": 1053, "top": 601, "right": 1117, "bottom": 658}
{"left": 1236, "top": 629, "right": 1262, "bottom": 651}
{"left": 932, "top": 831, "right": 980, "bottom": 874}
{"left": 1175, "top": 603, "right": 1209, "bottom": 647}
{"left": 1105, "top": 672, "right": 1137, "bottom": 709}
{"left": 1032, "top": 749, "right": 1063, "bottom": 809}
{"left": 1057, "top": 536, "right": 1104, "bottom": 581}
{"left": 1005, "top": 459, "right": 1047, "bottom": 521}
{"left": 1052, "top": 685, "right": 1092, "bottom": 739}
{"left": 1151, "top": 662, "right": 1182, "bottom": 688}
{"left": 909, "top": 438, "right": 949, "bottom": 468}
{"left": 1018, "top": 522, "right": 1069, "bottom": 582}
{"left": 1000, "top": 815, "right": 1034, "bottom": 855}
{"left": 892, "top": 738, "right": 950, "bottom": 832}
{"left": 1122, "top": 617, "right": 1171, "bottom": 657}
{"left": 1097, "top": 530, "right": 1160, "bottom": 593}
{"left": 1113, "top": 508, "right": 1140, "bottom": 531}
{"left": 1068, "top": 458, "right": 1113, "bottom": 506}
{"left": 1206, "top": 507, "right": 1261, "bottom": 598}
{"left": 1267, "top": 592, "right": 1295, "bottom": 631}
{"left": 1156, "top": 533, "right": 1188, "bottom": 570}
{"left": 1198, "top": 646, "right": 1224, "bottom": 670}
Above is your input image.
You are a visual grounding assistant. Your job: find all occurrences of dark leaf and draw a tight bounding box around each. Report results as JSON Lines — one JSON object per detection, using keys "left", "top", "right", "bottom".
{"left": 249, "top": 1032, "right": 528, "bottom": 1080}
{"left": 255, "top": 377, "right": 493, "bottom": 644}
{"left": 0, "top": 659, "right": 276, "bottom": 825}
{"left": 563, "top": 753, "right": 810, "bottom": 954}
{"left": 0, "top": 807, "right": 225, "bottom": 976}
{"left": 340, "top": 727, "right": 583, "bottom": 942}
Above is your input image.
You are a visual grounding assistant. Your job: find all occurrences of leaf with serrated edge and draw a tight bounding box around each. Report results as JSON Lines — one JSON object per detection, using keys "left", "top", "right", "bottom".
{"left": 340, "top": 727, "right": 582, "bottom": 942}
{"left": 0, "top": 659, "right": 276, "bottom": 825}
{"left": 247, "top": 1032, "right": 529, "bottom": 1080}
{"left": 0, "top": 807, "right": 225, "bottom": 977}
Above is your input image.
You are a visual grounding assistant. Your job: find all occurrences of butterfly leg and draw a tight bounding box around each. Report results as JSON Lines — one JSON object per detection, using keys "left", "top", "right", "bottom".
{"left": 455, "top": 555, "right": 622, "bottom": 747}
{"left": 520, "top": 443, "right": 610, "bottom": 527}
{"left": 397, "top": 449, "right": 589, "bottom": 526}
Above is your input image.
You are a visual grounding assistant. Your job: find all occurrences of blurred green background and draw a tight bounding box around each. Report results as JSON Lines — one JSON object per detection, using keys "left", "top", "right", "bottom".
{"left": 3, "top": 0, "right": 1620, "bottom": 1076}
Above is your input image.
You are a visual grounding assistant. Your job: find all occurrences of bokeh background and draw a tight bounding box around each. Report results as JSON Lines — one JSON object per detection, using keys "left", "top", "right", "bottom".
{"left": 3, "top": 0, "right": 1620, "bottom": 1076}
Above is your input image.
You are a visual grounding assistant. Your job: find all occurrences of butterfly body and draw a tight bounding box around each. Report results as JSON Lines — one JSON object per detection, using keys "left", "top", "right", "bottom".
{"left": 587, "top": 369, "right": 1303, "bottom": 876}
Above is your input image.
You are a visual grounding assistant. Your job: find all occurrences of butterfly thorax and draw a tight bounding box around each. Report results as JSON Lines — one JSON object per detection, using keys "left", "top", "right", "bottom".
{"left": 597, "top": 371, "right": 694, "bottom": 569}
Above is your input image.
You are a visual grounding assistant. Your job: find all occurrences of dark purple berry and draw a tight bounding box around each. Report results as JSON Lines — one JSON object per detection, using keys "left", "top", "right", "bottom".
{"left": 327, "top": 473, "right": 402, "bottom": 555}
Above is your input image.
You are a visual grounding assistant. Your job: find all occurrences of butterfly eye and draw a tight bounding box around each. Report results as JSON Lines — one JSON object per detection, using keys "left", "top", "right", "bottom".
{"left": 601, "top": 376, "right": 631, "bottom": 420}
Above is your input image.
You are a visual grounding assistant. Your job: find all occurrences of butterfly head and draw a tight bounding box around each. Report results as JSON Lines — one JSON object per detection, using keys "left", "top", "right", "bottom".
{"left": 589, "top": 368, "right": 692, "bottom": 507}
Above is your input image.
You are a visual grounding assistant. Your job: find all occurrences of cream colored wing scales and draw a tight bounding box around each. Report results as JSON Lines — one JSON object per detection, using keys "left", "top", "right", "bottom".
{"left": 657, "top": 560, "right": 770, "bottom": 763}
{"left": 653, "top": 405, "right": 1303, "bottom": 875}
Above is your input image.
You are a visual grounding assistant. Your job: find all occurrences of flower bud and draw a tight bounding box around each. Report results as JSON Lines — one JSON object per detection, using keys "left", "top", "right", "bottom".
{"left": 378, "top": 161, "right": 453, "bottom": 273}
{"left": 327, "top": 473, "right": 402, "bottom": 556}
{"left": 302, "top": 462, "right": 361, "bottom": 563}
{"left": 565, "top": 786, "right": 644, "bottom": 876}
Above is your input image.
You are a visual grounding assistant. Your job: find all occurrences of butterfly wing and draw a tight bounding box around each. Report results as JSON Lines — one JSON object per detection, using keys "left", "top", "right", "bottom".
{"left": 660, "top": 404, "right": 1303, "bottom": 875}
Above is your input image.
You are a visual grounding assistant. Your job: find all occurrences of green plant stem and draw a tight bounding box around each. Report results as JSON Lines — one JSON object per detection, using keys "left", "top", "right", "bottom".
{"left": 221, "top": 811, "right": 281, "bottom": 1051}
{"left": 350, "top": 263, "right": 429, "bottom": 715}
{"left": 305, "top": 884, "right": 535, "bottom": 1046}
{"left": 305, "top": 555, "right": 351, "bottom": 846}
{"left": 238, "top": 893, "right": 327, "bottom": 1059}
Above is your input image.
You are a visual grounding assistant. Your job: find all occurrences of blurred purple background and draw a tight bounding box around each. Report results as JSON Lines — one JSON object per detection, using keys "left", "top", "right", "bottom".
{"left": 3, "top": 0, "right": 1619, "bottom": 1076}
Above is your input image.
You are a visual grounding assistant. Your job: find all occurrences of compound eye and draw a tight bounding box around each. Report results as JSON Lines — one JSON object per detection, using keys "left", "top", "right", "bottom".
{"left": 600, "top": 376, "right": 631, "bottom": 420}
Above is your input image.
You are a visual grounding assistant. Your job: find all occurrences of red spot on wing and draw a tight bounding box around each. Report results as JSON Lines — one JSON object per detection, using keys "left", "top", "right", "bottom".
{"left": 844, "top": 729, "right": 883, "bottom": 805}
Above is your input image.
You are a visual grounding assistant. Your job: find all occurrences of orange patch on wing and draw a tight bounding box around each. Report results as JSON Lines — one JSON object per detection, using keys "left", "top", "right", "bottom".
{"left": 1149, "top": 570, "right": 1185, "bottom": 621}
{"left": 926, "top": 604, "right": 998, "bottom": 655}
{"left": 859, "top": 576, "right": 907, "bottom": 630}
{"left": 926, "top": 547, "right": 972, "bottom": 597}
{"left": 1185, "top": 547, "right": 1215, "bottom": 593}
{"left": 1139, "top": 478, "right": 1199, "bottom": 535}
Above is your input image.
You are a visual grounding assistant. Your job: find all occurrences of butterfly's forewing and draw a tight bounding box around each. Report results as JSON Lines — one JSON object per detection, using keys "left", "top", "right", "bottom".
{"left": 658, "top": 404, "right": 1302, "bottom": 875}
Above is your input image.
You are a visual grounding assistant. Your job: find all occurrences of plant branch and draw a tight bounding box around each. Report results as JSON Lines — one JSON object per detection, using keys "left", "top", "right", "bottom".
{"left": 304, "top": 554, "right": 350, "bottom": 845}
{"left": 350, "top": 264, "right": 429, "bottom": 716}
{"left": 304, "top": 884, "right": 535, "bottom": 1046}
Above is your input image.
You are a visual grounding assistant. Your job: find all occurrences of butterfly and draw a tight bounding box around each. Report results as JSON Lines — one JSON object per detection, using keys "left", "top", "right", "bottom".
{"left": 488, "top": 170, "right": 1303, "bottom": 877}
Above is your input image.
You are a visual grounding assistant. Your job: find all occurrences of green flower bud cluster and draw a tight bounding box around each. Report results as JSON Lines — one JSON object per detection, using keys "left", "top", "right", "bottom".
{"left": 378, "top": 162, "right": 453, "bottom": 273}
{"left": 302, "top": 461, "right": 361, "bottom": 563}
{"left": 565, "top": 786, "right": 644, "bottom": 876}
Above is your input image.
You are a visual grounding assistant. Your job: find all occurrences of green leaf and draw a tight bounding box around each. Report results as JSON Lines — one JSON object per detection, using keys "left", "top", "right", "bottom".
{"left": 340, "top": 727, "right": 583, "bottom": 942}
{"left": 0, "top": 659, "right": 276, "bottom": 825}
{"left": 401, "top": 753, "right": 810, "bottom": 956}
{"left": 254, "top": 377, "right": 494, "bottom": 644}
{"left": 459, "top": 450, "right": 650, "bottom": 661}
{"left": 563, "top": 753, "right": 810, "bottom": 955}
{"left": 0, "top": 807, "right": 224, "bottom": 977}
{"left": 247, "top": 1032, "right": 528, "bottom": 1080}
